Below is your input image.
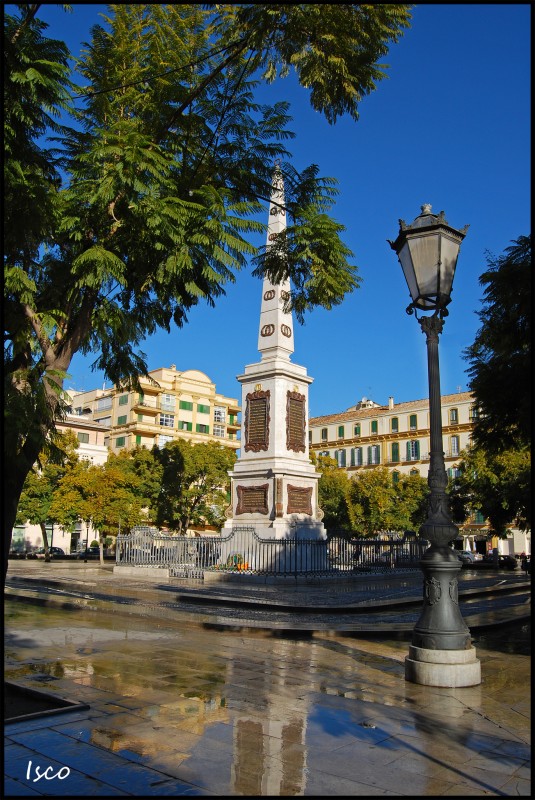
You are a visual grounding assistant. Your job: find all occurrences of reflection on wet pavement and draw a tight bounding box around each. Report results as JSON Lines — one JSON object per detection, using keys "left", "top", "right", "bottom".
{"left": 4, "top": 600, "right": 531, "bottom": 796}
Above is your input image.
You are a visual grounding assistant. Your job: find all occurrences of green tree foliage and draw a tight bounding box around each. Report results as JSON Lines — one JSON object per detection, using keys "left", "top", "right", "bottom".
{"left": 15, "top": 430, "right": 80, "bottom": 558}
{"left": 459, "top": 234, "right": 531, "bottom": 535}
{"left": 346, "top": 467, "right": 428, "bottom": 537}
{"left": 152, "top": 440, "right": 236, "bottom": 533}
{"left": 464, "top": 235, "right": 531, "bottom": 453}
{"left": 4, "top": 4, "right": 412, "bottom": 572}
{"left": 50, "top": 453, "right": 146, "bottom": 560}
{"left": 448, "top": 447, "right": 531, "bottom": 537}
{"left": 313, "top": 453, "right": 351, "bottom": 530}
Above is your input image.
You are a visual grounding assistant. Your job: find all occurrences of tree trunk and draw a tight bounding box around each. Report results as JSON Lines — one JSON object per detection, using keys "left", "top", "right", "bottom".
{"left": 40, "top": 521, "right": 51, "bottom": 562}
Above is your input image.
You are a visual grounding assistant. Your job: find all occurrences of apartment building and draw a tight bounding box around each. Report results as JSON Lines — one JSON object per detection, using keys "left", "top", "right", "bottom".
{"left": 68, "top": 365, "right": 241, "bottom": 455}
{"left": 309, "top": 391, "right": 530, "bottom": 556}
{"left": 309, "top": 392, "right": 474, "bottom": 480}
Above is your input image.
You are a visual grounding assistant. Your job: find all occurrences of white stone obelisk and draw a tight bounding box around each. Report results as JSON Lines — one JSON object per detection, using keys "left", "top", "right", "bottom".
{"left": 222, "top": 166, "right": 326, "bottom": 544}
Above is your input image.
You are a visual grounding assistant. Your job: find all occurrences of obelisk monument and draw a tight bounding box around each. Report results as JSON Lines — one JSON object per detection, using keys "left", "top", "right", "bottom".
{"left": 223, "top": 166, "right": 326, "bottom": 542}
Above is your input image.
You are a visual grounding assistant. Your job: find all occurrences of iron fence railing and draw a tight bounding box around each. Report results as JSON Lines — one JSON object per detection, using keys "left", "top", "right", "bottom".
{"left": 116, "top": 527, "right": 428, "bottom": 578}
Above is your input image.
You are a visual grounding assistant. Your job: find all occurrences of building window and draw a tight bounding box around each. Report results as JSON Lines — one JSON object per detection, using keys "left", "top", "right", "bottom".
{"left": 178, "top": 421, "right": 192, "bottom": 431}
{"left": 196, "top": 423, "right": 210, "bottom": 434}
{"left": 137, "top": 414, "right": 143, "bottom": 422}
{"left": 406, "top": 440, "right": 420, "bottom": 461}
{"left": 117, "top": 415, "right": 127, "bottom": 425}
{"left": 335, "top": 449, "right": 346, "bottom": 467}
{"left": 229, "top": 414, "right": 236, "bottom": 425}
{"left": 159, "top": 413, "right": 175, "bottom": 428}
{"left": 354, "top": 424, "right": 361, "bottom": 436}
{"left": 448, "top": 466, "right": 462, "bottom": 479}
{"left": 116, "top": 436, "right": 125, "bottom": 447}
{"left": 321, "top": 427, "right": 328, "bottom": 441}
{"left": 470, "top": 406, "right": 479, "bottom": 420}
{"left": 371, "top": 420, "right": 378, "bottom": 434}
{"left": 367, "top": 445, "right": 380, "bottom": 465}
{"left": 337, "top": 425, "right": 344, "bottom": 438}
{"left": 474, "top": 510, "right": 486, "bottom": 524}
{"left": 161, "top": 393, "right": 176, "bottom": 412}
{"left": 391, "top": 417, "right": 398, "bottom": 433}
{"left": 136, "top": 435, "right": 142, "bottom": 445}
{"left": 213, "top": 425, "right": 225, "bottom": 438}
{"left": 409, "top": 414, "right": 417, "bottom": 431}
{"left": 96, "top": 416, "right": 111, "bottom": 426}
{"left": 96, "top": 397, "right": 112, "bottom": 411}
{"left": 392, "top": 471, "right": 400, "bottom": 484}
{"left": 118, "top": 394, "right": 128, "bottom": 406}
{"left": 157, "top": 434, "right": 173, "bottom": 448}
{"left": 77, "top": 432, "right": 89, "bottom": 444}
{"left": 197, "top": 403, "right": 210, "bottom": 414}
{"left": 451, "top": 435, "right": 460, "bottom": 456}
{"left": 214, "top": 406, "right": 226, "bottom": 423}
{"left": 410, "top": 468, "right": 419, "bottom": 477}
{"left": 391, "top": 442, "right": 399, "bottom": 462}
{"left": 450, "top": 408, "right": 458, "bottom": 424}
{"left": 351, "top": 447, "right": 363, "bottom": 466}
{"left": 179, "top": 400, "right": 193, "bottom": 411}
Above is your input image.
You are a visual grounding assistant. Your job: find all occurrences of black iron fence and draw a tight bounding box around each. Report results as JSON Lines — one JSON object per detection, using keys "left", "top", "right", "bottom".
{"left": 116, "top": 527, "right": 428, "bottom": 578}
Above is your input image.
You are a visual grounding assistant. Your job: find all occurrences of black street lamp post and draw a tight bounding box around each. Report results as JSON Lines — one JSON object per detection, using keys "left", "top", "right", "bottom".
{"left": 389, "top": 204, "right": 481, "bottom": 687}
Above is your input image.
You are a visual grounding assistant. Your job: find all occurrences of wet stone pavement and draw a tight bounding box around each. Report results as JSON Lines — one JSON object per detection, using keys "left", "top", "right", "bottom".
{"left": 4, "top": 562, "right": 532, "bottom": 796}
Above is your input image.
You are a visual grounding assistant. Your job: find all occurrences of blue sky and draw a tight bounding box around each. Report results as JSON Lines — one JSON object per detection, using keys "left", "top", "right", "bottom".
{"left": 24, "top": 4, "right": 531, "bottom": 417}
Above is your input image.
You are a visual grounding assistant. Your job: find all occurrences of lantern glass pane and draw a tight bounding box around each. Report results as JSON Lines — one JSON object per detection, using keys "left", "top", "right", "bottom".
{"left": 439, "top": 234, "right": 461, "bottom": 297}
{"left": 398, "top": 241, "right": 419, "bottom": 302}
{"left": 407, "top": 233, "right": 441, "bottom": 301}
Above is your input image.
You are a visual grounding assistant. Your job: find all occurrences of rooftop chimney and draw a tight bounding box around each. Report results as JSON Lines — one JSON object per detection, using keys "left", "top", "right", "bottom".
{"left": 389, "top": 396, "right": 394, "bottom": 409}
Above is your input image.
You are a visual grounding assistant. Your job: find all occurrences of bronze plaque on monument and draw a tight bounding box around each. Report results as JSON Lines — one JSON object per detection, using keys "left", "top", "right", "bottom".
{"left": 244, "top": 390, "right": 270, "bottom": 452}
{"left": 287, "top": 485, "right": 313, "bottom": 516}
{"left": 236, "top": 484, "right": 269, "bottom": 515}
{"left": 286, "top": 391, "right": 306, "bottom": 452}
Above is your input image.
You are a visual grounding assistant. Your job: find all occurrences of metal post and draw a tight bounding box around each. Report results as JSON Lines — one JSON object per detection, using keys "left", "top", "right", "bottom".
{"left": 411, "top": 313, "right": 472, "bottom": 651}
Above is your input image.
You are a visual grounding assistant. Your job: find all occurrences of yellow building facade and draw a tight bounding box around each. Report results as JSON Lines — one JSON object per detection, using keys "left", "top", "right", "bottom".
{"left": 69, "top": 365, "right": 241, "bottom": 455}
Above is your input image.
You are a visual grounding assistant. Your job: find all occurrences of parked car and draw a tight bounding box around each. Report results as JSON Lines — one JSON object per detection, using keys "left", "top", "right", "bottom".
{"left": 479, "top": 554, "right": 519, "bottom": 570}
{"left": 28, "top": 546, "right": 65, "bottom": 559}
{"left": 77, "top": 546, "right": 102, "bottom": 558}
{"left": 455, "top": 550, "right": 479, "bottom": 564}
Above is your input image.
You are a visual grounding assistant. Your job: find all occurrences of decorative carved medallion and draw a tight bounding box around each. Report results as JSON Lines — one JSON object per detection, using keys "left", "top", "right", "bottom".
{"left": 424, "top": 577, "right": 442, "bottom": 605}
{"left": 261, "top": 324, "right": 275, "bottom": 337}
{"left": 263, "top": 289, "right": 276, "bottom": 300}
{"left": 449, "top": 579, "right": 459, "bottom": 604}
{"left": 281, "top": 324, "right": 292, "bottom": 338}
{"left": 236, "top": 485, "right": 269, "bottom": 515}
{"left": 287, "top": 485, "right": 313, "bottom": 516}
{"left": 280, "top": 290, "right": 290, "bottom": 302}
{"left": 286, "top": 391, "right": 306, "bottom": 452}
{"left": 244, "top": 390, "right": 270, "bottom": 452}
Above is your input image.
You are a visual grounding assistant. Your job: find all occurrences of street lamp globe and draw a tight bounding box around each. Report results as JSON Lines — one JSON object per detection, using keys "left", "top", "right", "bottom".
{"left": 389, "top": 203, "right": 468, "bottom": 316}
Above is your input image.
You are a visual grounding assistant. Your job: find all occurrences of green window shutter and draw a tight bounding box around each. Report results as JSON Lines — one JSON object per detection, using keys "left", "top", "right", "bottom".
{"left": 354, "top": 424, "right": 360, "bottom": 436}
{"left": 118, "top": 415, "right": 127, "bottom": 425}
{"left": 118, "top": 394, "right": 128, "bottom": 406}
{"left": 197, "top": 404, "right": 210, "bottom": 414}
{"left": 338, "top": 425, "right": 344, "bottom": 438}
{"left": 406, "top": 442, "right": 411, "bottom": 461}
{"left": 357, "top": 448, "right": 362, "bottom": 466}
{"left": 415, "top": 440, "right": 420, "bottom": 459}
{"left": 340, "top": 449, "right": 346, "bottom": 467}
{"left": 392, "top": 471, "right": 400, "bottom": 485}
{"left": 410, "top": 414, "right": 417, "bottom": 430}
{"left": 138, "top": 393, "right": 144, "bottom": 403}
{"left": 391, "top": 417, "right": 398, "bottom": 432}
{"left": 137, "top": 414, "right": 143, "bottom": 422}
{"left": 116, "top": 437, "right": 125, "bottom": 447}
{"left": 367, "top": 446, "right": 372, "bottom": 465}
{"left": 371, "top": 420, "right": 378, "bottom": 434}
{"left": 392, "top": 442, "right": 399, "bottom": 462}
{"left": 179, "top": 400, "right": 193, "bottom": 411}
{"left": 136, "top": 435, "right": 141, "bottom": 445}
{"left": 77, "top": 432, "right": 89, "bottom": 444}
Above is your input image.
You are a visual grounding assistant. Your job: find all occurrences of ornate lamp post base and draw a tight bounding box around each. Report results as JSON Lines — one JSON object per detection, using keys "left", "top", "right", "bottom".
{"left": 404, "top": 545, "right": 481, "bottom": 687}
